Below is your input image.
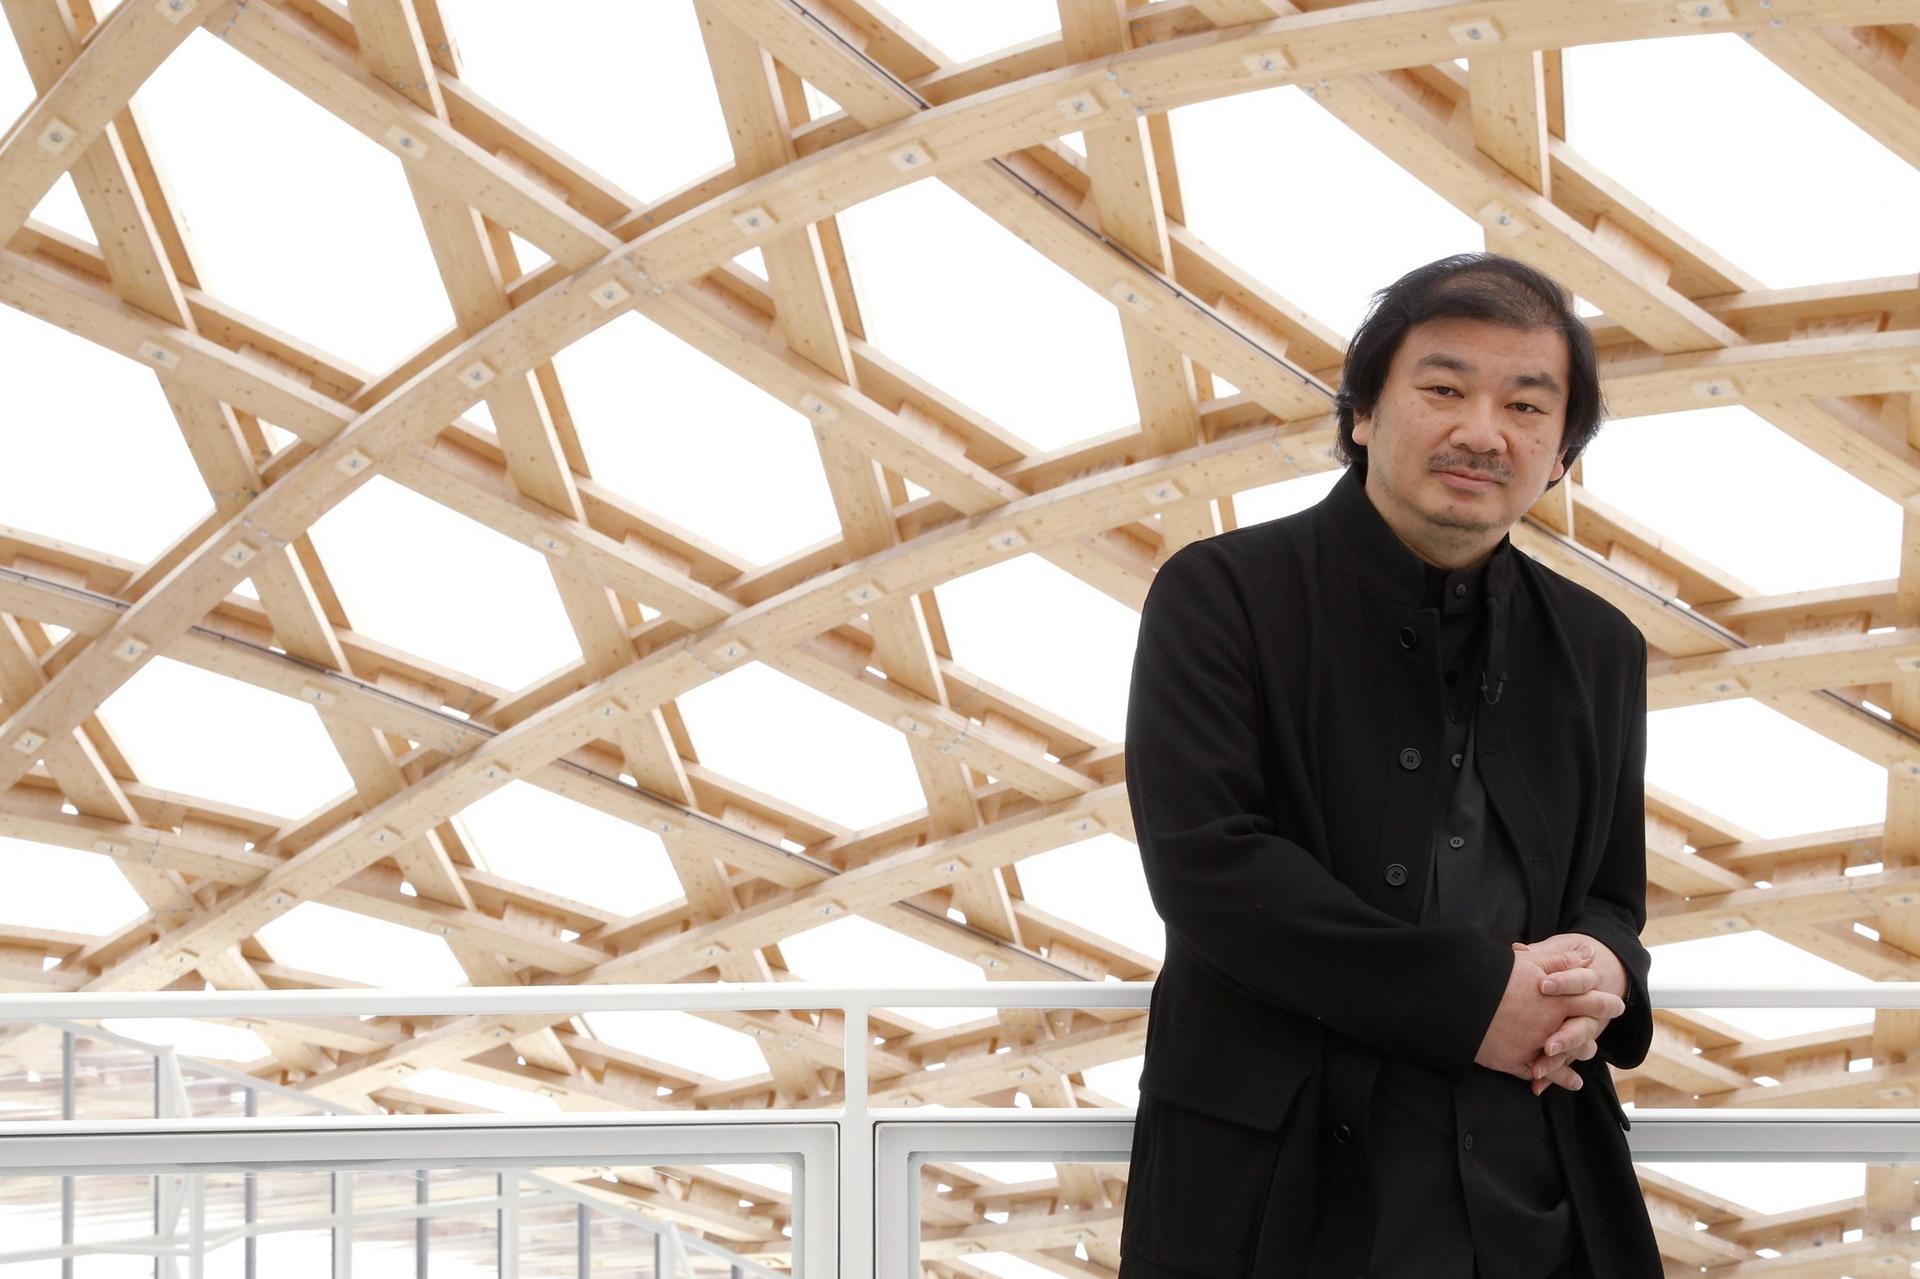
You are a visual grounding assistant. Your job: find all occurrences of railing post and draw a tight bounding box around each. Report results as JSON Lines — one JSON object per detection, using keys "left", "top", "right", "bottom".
{"left": 498, "top": 1170, "right": 518, "bottom": 1279}
{"left": 60, "top": 1029, "right": 73, "bottom": 1279}
{"left": 187, "top": 1170, "right": 205, "bottom": 1279}
{"left": 841, "top": 994, "right": 871, "bottom": 1278}
{"left": 415, "top": 1170, "right": 427, "bottom": 1278}
{"left": 244, "top": 1088, "right": 257, "bottom": 1279}
{"left": 332, "top": 1170, "right": 352, "bottom": 1279}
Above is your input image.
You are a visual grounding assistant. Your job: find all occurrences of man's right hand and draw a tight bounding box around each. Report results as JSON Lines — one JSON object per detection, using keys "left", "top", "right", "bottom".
{"left": 1474, "top": 945, "right": 1624, "bottom": 1091}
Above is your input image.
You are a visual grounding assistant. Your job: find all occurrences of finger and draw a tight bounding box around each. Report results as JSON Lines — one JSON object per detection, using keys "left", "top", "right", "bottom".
{"left": 1529, "top": 1058, "right": 1584, "bottom": 1093}
{"left": 1539, "top": 966, "right": 1598, "bottom": 996}
{"left": 1570, "top": 991, "right": 1625, "bottom": 1019}
{"left": 1528, "top": 1061, "right": 1582, "bottom": 1096}
{"left": 1540, "top": 1016, "right": 1600, "bottom": 1060}
{"left": 1529, "top": 1051, "right": 1571, "bottom": 1080}
{"left": 1531, "top": 946, "right": 1595, "bottom": 974}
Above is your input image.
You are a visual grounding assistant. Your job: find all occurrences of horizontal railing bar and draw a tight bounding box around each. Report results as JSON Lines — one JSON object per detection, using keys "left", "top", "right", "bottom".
{"left": 0, "top": 980, "right": 1914, "bottom": 1019}
{"left": 1646, "top": 984, "right": 1917, "bottom": 1006}
{"left": 0, "top": 981, "right": 1151, "bottom": 1019}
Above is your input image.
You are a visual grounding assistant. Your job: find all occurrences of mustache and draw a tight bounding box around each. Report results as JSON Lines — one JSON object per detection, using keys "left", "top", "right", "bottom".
{"left": 1430, "top": 456, "right": 1508, "bottom": 481}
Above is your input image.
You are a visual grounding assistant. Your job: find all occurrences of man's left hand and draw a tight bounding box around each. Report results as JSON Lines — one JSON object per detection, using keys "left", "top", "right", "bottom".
{"left": 1513, "top": 933, "right": 1627, "bottom": 1097}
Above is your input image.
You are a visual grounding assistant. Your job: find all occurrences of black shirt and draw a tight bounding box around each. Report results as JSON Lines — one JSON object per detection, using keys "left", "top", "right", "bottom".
{"left": 1363, "top": 552, "right": 1574, "bottom": 1279}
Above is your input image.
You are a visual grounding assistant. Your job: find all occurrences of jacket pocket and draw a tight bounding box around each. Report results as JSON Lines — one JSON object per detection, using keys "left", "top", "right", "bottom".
{"left": 1126, "top": 1023, "right": 1315, "bottom": 1273}
{"left": 1137, "top": 1021, "right": 1315, "bottom": 1130}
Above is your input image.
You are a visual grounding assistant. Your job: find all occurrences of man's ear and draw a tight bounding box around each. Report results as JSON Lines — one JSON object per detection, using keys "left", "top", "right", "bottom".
{"left": 1352, "top": 411, "right": 1373, "bottom": 447}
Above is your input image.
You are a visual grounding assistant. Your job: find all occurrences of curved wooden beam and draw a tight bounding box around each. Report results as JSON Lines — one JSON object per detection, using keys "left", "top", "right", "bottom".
{"left": 0, "top": 0, "right": 212, "bottom": 242}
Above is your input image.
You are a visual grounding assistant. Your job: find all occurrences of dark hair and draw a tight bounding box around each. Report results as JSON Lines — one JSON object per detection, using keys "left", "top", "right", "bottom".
{"left": 1333, "top": 253, "right": 1605, "bottom": 491}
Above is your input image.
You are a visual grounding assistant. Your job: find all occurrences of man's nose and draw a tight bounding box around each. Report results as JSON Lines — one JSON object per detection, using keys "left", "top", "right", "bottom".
{"left": 1450, "top": 397, "right": 1505, "bottom": 453}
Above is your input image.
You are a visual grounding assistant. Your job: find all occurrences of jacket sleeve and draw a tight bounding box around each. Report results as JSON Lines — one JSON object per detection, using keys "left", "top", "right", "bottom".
{"left": 1568, "top": 627, "right": 1654, "bottom": 1070}
{"left": 1126, "top": 540, "right": 1517, "bottom": 1072}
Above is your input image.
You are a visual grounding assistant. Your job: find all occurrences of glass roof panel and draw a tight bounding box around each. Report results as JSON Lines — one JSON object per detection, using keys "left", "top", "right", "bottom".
{"left": 835, "top": 179, "right": 1142, "bottom": 454}
{"left": 673, "top": 661, "right": 926, "bottom": 832}
{"left": 1648, "top": 699, "right": 1887, "bottom": 839}
{"left": 1566, "top": 33, "right": 1920, "bottom": 287}
{"left": 1579, "top": 405, "right": 1900, "bottom": 594}
{"left": 458, "top": 781, "right": 686, "bottom": 917}
{"left": 1173, "top": 86, "right": 1483, "bottom": 339}
{"left": 131, "top": 29, "right": 457, "bottom": 375}
{"left": 98, "top": 655, "right": 355, "bottom": 818}
{"left": 306, "top": 476, "right": 584, "bottom": 693}
{"left": 554, "top": 310, "right": 845, "bottom": 568}
{"left": 0, "top": 304, "right": 214, "bottom": 563}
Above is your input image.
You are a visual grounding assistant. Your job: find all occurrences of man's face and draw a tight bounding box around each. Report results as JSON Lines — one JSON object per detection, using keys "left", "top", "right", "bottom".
{"left": 1350, "top": 315, "right": 1570, "bottom": 555}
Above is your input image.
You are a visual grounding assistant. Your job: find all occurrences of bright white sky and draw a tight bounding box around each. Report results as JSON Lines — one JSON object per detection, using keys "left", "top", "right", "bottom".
{"left": 2, "top": 2, "right": 1915, "bottom": 1235}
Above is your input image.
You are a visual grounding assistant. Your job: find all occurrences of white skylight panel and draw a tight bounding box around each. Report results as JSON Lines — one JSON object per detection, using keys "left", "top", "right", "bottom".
{"left": 97, "top": 655, "right": 356, "bottom": 819}
{"left": 554, "top": 309, "right": 845, "bottom": 568}
{"left": 1566, "top": 33, "right": 1920, "bottom": 288}
{"left": 1083, "top": 1055, "right": 1142, "bottom": 1109}
{"left": 1578, "top": 405, "right": 1900, "bottom": 594}
{"left": 305, "top": 475, "right": 584, "bottom": 693}
{"left": 0, "top": 304, "right": 213, "bottom": 563}
{"left": 0, "top": 31, "right": 26, "bottom": 114}
{"left": 779, "top": 915, "right": 991, "bottom": 1030}
{"left": 939, "top": 553, "right": 1135, "bottom": 744}
{"left": 875, "top": 2, "right": 1058, "bottom": 65}
{"left": 964, "top": 1251, "right": 1067, "bottom": 1279}
{"left": 97, "top": 1018, "right": 270, "bottom": 1066}
{"left": 403, "top": 1066, "right": 561, "bottom": 1115}
{"left": 1649, "top": 929, "right": 1876, "bottom": 1041}
{"left": 0, "top": 838, "right": 146, "bottom": 935}
{"left": 458, "top": 781, "right": 687, "bottom": 917}
{"left": 129, "top": 29, "right": 456, "bottom": 375}
{"left": 834, "top": 179, "right": 1142, "bottom": 454}
{"left": 1012, "top": 833, "right": 1162, "bottom": 963}
{"left": 1172, "top": 87, "right": 1484, "bottom": 340}
{"left": 1648, "top": 700, "right": 1887, "bottom": 840}
{"left": 26, "top": 172, "right": 88, "bottom": 243}
{"left": 1233, "top": 467, "right": 1342, "bottom": 529}
{"left": 505, "top": 231, "right": 551, "bottom": 277}
{"left": 435, "top": 0, "right": 732, "bottom": 206}
{"left": 799, "top": 80, "right": 841, "bottom": 121}
{"left": 256, "top": 900, "right": 470, "bottom": 989}
{"left": 1633, "top": 1160, "right": 1861, "bottom": 1219}
{"left": 673, "top": 661, "right": 926, "bottom": 832}
{"left": 584, "top": 1008, "right": 776, "bottom": 1082}
{"left": 732, "top": 245, "right": 769, "bottom": 279}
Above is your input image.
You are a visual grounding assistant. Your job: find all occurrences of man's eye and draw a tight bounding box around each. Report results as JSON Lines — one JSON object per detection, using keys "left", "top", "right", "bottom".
{"left": 1511, "top": 403, "right": 1543, "bottom": 414}
{"left": 1424, "top": 385, "right": 1459, "bottom": 396}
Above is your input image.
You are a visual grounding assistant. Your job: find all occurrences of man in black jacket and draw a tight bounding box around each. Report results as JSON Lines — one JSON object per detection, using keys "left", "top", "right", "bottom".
{"left": 1118, "top": 253, "right": 1660, "bottom": 1277}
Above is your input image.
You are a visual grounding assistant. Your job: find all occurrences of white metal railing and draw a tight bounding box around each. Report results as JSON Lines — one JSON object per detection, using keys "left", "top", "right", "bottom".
{"left": 5, "top": 980, "right": 1920, "bottom": 1275}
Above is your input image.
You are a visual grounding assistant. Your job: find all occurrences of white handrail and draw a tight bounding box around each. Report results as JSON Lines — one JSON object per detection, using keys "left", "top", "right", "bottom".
{"left": 0, "top": 978, "right": 1914, "bottom": 1020}
{"left": 6, "top": 978, "right": 1919, "bottom": 1276}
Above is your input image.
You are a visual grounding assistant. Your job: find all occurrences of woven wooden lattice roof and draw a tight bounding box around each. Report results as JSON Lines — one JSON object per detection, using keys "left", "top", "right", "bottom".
{"left": 3, "top": 0, "right": 1920, "bottom": 1271}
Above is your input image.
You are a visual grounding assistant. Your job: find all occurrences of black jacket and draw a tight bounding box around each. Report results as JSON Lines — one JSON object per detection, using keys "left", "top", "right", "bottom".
{"left": 1118, "top": 465, "right": 1660, "bottom": 1277}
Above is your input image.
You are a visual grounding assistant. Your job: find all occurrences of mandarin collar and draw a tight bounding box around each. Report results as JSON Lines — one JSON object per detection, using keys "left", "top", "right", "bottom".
{"left": 1321, "top": 463, "right": 1518, "bottom": 611}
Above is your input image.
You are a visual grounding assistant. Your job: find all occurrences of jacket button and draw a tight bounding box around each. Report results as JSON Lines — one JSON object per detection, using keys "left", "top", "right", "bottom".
{"left": 1448, "top": 836, "right": 1465, "bottom": 849}
{"left": 1333, "top": 1122, "right": 1352, "bottom": 1144}
{"left": 1385, "top": 863, "right": 1407, "bottom": 886}
{"left": 1398, "top": 747, "right": 1421, "bottom": 770}
{"left": 1452, "top": 752, "right": 1464, "bottom": 768}
{"left": 1398, "top": 625, "right": 1417, "bottom": 648}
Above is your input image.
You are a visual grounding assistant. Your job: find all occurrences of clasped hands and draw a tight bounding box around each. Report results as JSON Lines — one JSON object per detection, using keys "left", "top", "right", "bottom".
{"left": 1472, "top": 933, "right": 1627, "bottom": 1099}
